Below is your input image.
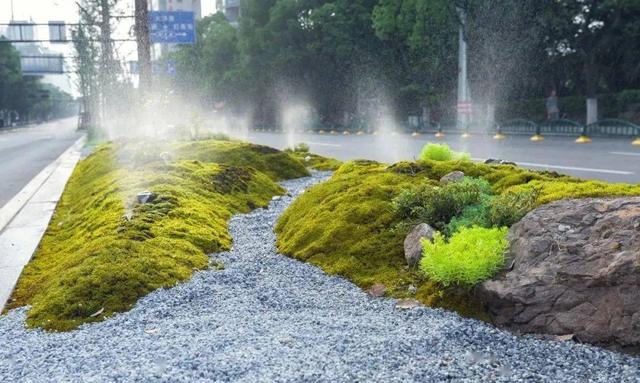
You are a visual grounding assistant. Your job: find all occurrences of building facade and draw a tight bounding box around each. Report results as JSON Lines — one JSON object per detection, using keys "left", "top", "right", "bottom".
{"left": 216, "top": 0, "right": 241, "bottom": 24}
{"left": 154, "top": 0, "right": 202, "bottom": 20}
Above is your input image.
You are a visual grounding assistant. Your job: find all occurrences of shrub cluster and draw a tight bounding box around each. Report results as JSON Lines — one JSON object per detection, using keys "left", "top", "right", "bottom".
{"left": 420, "top": 143, "right": 470, "bottom": 162}
{"left": 421, "top": 227, "right": 509, "bottom": 286}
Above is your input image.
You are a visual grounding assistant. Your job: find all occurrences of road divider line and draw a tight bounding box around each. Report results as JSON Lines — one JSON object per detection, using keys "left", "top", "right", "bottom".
{"left": 610, "top": 151, "right": 640, "bottom": 157}
{"left": 513, "top": 161, "right": 633, "bottom": 175}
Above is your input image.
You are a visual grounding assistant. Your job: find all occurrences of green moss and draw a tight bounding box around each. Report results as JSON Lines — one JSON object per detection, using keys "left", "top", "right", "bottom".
{"left": 505, "top": 179, "right": 640, "bottom": 205}
{"left": 275, "top": 160, "right": 489, "bottom": 318}
{"left": 8, "top": 140, "right": 301, "bottom": 331}
{"left": 276, "top": 159, "right": 640, "bottom": 322}
{"left": 286, "top": 151, "right": 343, "bottom": 171}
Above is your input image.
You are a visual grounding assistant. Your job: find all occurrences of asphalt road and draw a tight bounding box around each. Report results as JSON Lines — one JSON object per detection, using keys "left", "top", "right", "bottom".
{"left": 0, "top": 118, "right": 82, "bottom": 208}
{"left": 244, "top": 131, "right": 640, "bottom": 183}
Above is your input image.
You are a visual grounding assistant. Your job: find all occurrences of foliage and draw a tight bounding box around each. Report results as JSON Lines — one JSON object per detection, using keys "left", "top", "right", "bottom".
{"left": 506, "top": 180, "right": 640, "bottom": 205}
{"left": 488, "top": 189, "right": 539, "bottom": 227}
{"left": 8, "top": 140, "right": 306, "bottom": 330}
{"left": 420, "top": 143, "right": 470, "bottom": 162}
{"left": 392, "top": 177, "right": 492, "bottom": 232}
{"left": 285, "top": 151, "right": 343, "bottom": 171}
{"left": 291, "top": 143, "right": 310, "bottom": 153}
{"left": 277, "top": 158, "right": 640, "bottom": 321}
{"left": 420, "top": 227, "right": 509, "bottom": 287}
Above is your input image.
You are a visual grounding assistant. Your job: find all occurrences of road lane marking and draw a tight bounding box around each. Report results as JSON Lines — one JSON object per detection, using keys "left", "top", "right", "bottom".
{"left": 610, "top": 151, "right": 640, "bottom": 157}
{"left": 306, "top": 142, "right": 342, "bottom": 148}
{"left": 512, "top": 161, "right": 633, "bottom": 175}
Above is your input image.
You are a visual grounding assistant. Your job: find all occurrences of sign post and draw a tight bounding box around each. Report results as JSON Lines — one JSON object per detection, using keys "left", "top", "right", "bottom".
{"left": 148, "top": 11, "right": 196, "bottom": 44}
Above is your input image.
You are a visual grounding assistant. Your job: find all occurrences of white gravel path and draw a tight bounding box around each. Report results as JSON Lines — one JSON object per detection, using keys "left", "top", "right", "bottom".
{"left": 0, "top": 172, "right": 639, "bottom": 382}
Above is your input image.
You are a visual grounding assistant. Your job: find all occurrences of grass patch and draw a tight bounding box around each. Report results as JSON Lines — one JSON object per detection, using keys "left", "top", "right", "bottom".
{"left": 420, "top": 143, "right": 470, "bottom": 162}
{"left": 276, "top": 158, "right": 640, "bottom": 320}
{"left": 8, "top": 139, "right": 306, "bottom": 331}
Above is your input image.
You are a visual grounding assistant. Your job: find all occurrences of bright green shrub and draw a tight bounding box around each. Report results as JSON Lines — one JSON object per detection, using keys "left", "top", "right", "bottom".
{"left": 488, "top": 189, "right": 539, "bottom": 227}
{"left": 420, "top": 227, "right": 509, "bottom": 286}
{"left": 420, "top": 143, "right": 470, "bottom": 162}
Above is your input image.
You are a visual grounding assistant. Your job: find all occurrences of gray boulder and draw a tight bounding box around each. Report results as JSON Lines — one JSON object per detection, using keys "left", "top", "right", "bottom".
{"left": 404, "top": 223, "right": 435, "bottom": 267}
{"left": 439, "top": 171, "right": 465, "bottom": 185}
{"left": 477, "top": 197, "right": 640, "bottom": 348}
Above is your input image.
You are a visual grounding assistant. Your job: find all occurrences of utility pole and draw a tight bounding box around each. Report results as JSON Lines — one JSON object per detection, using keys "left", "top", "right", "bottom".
{"left": 135, "top": 0, "right": 152, "bottom": 94}
{"left": 456, "top": 6, "right": 472, "bottom": 135}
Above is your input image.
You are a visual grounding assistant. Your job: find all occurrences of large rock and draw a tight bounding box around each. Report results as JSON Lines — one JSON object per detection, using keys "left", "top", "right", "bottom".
{"left": 404, "top": 224, "right": 435, "bottom": 267}
{"left": 477, "top": 197, "right": 640, "bottom": 348}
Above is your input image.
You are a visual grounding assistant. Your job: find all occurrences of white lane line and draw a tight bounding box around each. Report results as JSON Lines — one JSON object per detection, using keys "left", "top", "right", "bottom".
{"left": 514, "top": 161, "right": 633, "bottom": 175}
{"left": 610, "top": 151, "right": 640, "bottom": 157}
{"left": 306, "top": 142, "right": 342, "bottom": 148}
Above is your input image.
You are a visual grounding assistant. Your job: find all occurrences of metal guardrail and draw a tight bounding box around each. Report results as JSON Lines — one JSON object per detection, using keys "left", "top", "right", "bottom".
{"left": 250, "top": 117, "right": 640, "bottom": 144}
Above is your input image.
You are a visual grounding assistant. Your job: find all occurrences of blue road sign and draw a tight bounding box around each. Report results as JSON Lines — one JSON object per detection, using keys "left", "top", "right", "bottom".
{"left": 149, "top": 11, "right": 196, "bottom": 44}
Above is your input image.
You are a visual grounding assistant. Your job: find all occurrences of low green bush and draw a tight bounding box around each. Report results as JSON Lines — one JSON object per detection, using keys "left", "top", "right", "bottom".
{"left": 488, "top": 189, "right": 539, "bottom": 227}
{"left": 420, "top": 227, "right": 509, "bottom": 286}
{"left": 392, "top": 177, "right": 492, "bottom": 232}
{"left": 420, "top": 143, "right": 470, "bottom": 162}
{"left": 292, "top": 142, "right": 310, "bottom": 153}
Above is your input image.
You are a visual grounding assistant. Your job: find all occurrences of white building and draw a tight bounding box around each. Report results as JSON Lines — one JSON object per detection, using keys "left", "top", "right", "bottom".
{"left": 216, "top": 0, "right": 241, "bottom": 24}
{"left": 153, "top": 0, "right": 202, "bottom": 20}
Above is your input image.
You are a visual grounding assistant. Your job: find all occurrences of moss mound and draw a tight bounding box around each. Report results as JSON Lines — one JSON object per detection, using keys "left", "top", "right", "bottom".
{"left": 8, "top": 140, "right": 304, "bottom": 331}
{"left": 285, "top": 151, "right": 343, "bottom": 171}
{"left": 276, "top": 159, "right": 640, "bottom": 320}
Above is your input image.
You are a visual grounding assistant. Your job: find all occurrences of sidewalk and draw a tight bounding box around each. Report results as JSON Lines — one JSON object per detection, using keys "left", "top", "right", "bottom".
{"left": 0, "top": 136, "right": 85, "bottom": 312}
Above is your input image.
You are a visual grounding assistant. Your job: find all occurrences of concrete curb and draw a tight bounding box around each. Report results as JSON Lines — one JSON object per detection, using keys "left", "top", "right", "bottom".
{"left": 0, "top": 135, "right": 86, "bottom": 312}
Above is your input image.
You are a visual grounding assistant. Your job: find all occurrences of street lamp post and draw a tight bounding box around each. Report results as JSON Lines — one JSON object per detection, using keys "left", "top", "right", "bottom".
{"left": 456, "top": 6, "right": 471, "bottom": 137}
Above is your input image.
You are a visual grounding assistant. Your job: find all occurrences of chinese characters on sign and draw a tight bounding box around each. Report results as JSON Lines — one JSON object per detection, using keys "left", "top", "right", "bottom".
{"left": 149, "top": 11, "right": 196, "bottom": 44}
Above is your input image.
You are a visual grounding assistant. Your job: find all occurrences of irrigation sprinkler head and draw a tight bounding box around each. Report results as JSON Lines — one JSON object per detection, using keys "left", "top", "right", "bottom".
{"left": 575, "top": 135, "right": 592, "bottom": 144}
{"left": 356, "top": 131, "right": 365, "bottom": 135}
{"left": 461, "top": 132, "right": 471, "bottom": 139}
{"left": 434, "top": 132, "right": 445, "bottom": 138}
{"left": 318, "top": 130, "right": 325, "bottom": 135}
{"left": 343, "top": 131, "right": 350, "bottom": 135}
{"left": 493, "top": 133, "right": 506, "bottom": 140}
{"left": 530, "top": 134, "right": 545, "bottom": 142}
{"left": 411, "top": 131, "right": 420, "bottom": 137}
{"left": 632, "top": 137, "right": 640, "bottom": 146}
{"left": 330, "top": 130, "right": 338, "bottom": 135}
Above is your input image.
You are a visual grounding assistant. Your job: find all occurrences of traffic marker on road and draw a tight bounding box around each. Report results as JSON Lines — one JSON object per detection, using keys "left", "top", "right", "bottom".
{"left": 575, "top": 135, "right": 592, "bottom": 144}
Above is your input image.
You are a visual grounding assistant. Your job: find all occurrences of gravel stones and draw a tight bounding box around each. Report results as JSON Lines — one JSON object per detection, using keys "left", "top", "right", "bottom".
{"left": 0, "top": 174, "right": 639, "bottom": 382}
{"left": 478, "top": 197, "right": 640, "bottom": 350}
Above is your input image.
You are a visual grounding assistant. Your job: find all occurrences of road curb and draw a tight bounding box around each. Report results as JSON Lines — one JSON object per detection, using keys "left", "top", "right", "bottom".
{"left": 0, "top": 135, "right": 86, "bottom": 312}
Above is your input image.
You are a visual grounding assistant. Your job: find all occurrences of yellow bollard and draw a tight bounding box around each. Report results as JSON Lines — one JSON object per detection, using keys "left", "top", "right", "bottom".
{"left": 575, "top": 135, "right": 592, "bottom": 144}
{"left": 493, "top": 132, "right": 506, "bottom": 140}
{"left": 318, "top": 130, "right": 325, "bottom": 135}
{"left": 434, "top": 132, "right": 445, "bottom": 138}
{"left": 356, "top": 131, "right": 365, "bottom": 135}
{"left": 343, "top": 131, "right": 350, "bottom": 135}
{"left": 632, "top": 137, "right": 640, "bottom": 146}
{"left": 530, "top": 134, "right": 544, "bottom": 142}
{"left": 330, "top": 130, "right": 338, "bottom": 135}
